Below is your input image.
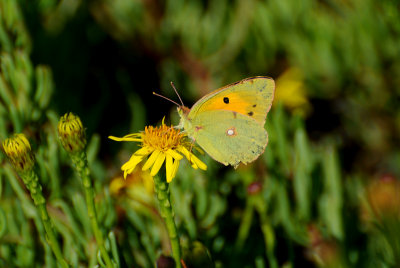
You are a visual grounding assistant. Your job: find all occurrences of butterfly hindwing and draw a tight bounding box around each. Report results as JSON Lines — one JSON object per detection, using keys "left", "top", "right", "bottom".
{"left": 189, "top": 109, "right": 268, "bottom": 167}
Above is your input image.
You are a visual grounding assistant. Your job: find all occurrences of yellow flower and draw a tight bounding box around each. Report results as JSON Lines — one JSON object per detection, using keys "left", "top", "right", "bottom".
{"left": 110, "top": 166, "right": 154, "bottom": 197}
{"left": 2, "top": 133, "right": 35, "bottom": 173}
{"left": 109, "top": 122, "right": 207, "bottom": 183}
{"left": 274, "top": 67, "right": 311, "bottom": 117}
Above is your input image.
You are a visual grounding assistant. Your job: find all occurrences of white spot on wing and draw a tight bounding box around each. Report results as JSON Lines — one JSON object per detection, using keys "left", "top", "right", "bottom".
{"left": 226, "top": 127, "right": 237, "bottom": 137}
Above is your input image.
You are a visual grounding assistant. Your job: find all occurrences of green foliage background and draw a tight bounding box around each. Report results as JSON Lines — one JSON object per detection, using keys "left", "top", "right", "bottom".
{"left": 0, "top": 0, "right": 400, "bottom": 267}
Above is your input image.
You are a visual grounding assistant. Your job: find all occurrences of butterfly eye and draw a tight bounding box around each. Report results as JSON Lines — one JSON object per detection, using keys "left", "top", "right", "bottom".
{"left": 223, "top": 97, "right": 229, "bottom": 104}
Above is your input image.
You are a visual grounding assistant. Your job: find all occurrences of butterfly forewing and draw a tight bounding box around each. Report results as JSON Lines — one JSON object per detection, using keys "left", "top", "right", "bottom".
{"left": 188, "top": 77, "right": 275, "bottom": 125}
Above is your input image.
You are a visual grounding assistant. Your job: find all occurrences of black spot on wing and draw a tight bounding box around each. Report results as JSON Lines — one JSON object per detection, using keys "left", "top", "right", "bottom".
{"left": 248, "top": 111, "right": 254, "bottom": 116}
{"left": 223, "top": 97, "right": 229, "bottom": 104}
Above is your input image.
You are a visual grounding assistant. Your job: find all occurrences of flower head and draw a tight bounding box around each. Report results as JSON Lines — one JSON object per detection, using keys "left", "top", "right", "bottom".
{"left": 109, "top": 121, "right": 206, "bottom": 183}
{"left": 2, "top": 133, "right": 35, "bottom": 173}
{"left": 110, "top": 166, "right": 154, "bottom": 199}
{"left": 274, "top": 67, "right": 311, "bottom": 117}
{"left": 58, "top": 112, "right": 86, "bottom": 153}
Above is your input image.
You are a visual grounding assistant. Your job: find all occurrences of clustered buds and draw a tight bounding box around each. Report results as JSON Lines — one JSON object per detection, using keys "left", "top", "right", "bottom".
{"left": 2, "top": 133, "right": 35, "bottom": 173}
{"left": 58, "top": 112, "right": 86, "bottom": 153}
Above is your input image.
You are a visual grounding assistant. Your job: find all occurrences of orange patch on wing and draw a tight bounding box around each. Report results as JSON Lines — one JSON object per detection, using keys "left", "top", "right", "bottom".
{"left": 199, "top": 93, "right": 249, "bottom": 113}
{"left": 198, "top": 92, "right": 264, "bottom": 123}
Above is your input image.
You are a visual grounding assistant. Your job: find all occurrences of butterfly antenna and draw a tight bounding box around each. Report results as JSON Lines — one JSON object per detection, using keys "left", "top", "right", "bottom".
{"left": 170, "top": 82, "right": 184, "bottom": 107}
{"left": 152, "top": 92, "right": 181, "bottom": 107}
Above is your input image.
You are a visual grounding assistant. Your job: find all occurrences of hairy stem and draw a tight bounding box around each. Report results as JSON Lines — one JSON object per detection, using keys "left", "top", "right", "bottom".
{"left": 70, "top": 152, "right": 114, "bottom": 268}
{"left": 23, "top": 170, "right": 69, "bottom": 268}
{"left": 154, "top": 174, "right": 182, "bottom": 268}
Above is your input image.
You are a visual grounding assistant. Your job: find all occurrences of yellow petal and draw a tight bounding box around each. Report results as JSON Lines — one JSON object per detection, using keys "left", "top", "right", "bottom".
{"left": 150, "top": 153, "right": 166, "bottom": 177}
{"left": 178, "top": 146, "right": 207, "bottom": 170}
{"left": 135, "top": 146, "right": 154, "bottom": 156}
{"left": 177, "top": 146, "right": 191, "bottom": 159}
{"left": 142, "top": 150, "right": 161, "bottom": 171}
{"left": 166, "top": 149, "right": 183, "bottom": 160}
{"left": 170, "top": 159, "right": 180, "bottom": 182}
{"left": 108, "top": 134, "right": 142, "bottom": 142}
{"left": 165, "top": 154, "right": 173, "bottom": 183}
{"left": 120, "top": 133, "right": 141, "bottom": 138}
{"left": 122, "top": 154, "right": 142, "bottom": 170}
{"left": 121, "top": 155, "right": 145, "bottom": 178}
{"left": 191, "top": 163, "right": 198, "bottom": 169}
{"left": 190, "top": 154, "right": 207, "bottom": 170}
{"left": 120, "top": 147, "right": 154, "bottom": 179}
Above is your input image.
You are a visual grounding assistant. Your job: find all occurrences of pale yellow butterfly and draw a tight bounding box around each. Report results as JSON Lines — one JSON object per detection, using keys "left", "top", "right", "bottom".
{"left": 176, "top": 77, "right": 275, "bottom": 167}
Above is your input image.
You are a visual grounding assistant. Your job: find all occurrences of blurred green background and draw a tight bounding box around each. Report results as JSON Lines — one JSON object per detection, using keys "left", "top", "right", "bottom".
{"left": 1, "top": 0, "right": 400, "bottom": 267}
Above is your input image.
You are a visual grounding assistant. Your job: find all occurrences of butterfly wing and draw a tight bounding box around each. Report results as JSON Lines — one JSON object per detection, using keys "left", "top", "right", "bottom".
{"left": 181, "top": 76, "right": 275, "bottom": 166}
{"left": 188, "top": 76, "right": 275, "bottom": 125}
{"left": 189, "top": 109, "right": 268, "bottom": 167}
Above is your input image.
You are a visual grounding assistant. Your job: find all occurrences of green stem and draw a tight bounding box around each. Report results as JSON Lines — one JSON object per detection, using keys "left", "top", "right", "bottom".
{"left": 254, "top": 195, "right": 278, "bottom": 268}
{"left": 22, "top": 170, "right": 69, "bottom": 268}
{"left": 70, "top": 151, "right": 114, "bottom": 268}
{"left": 154, "top": 174, "right": 182, "bottom": 268}
{"left": 235, "top": 197, "right": 255, "bottom": 249}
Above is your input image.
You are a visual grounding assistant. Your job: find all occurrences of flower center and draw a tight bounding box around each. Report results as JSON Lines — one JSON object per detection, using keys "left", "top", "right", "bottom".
{"left": 142, "top": 124, "right": 184, "bottom": 151}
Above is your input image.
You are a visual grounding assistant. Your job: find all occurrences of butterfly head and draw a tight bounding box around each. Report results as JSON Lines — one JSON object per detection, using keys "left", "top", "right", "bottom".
{"left": 177, "top": 106, "right": 190, "bottom": 116}
{"left": 177, "top": 106, "right": 191, "bottom": 130}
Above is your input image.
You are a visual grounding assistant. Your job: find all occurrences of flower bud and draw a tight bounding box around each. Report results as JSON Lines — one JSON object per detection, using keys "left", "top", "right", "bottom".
{"left": 2, "top": 133, "right": 35, "bottom": 173}
{"left": 58, "top": 112, "right": 86, "bottom": 153}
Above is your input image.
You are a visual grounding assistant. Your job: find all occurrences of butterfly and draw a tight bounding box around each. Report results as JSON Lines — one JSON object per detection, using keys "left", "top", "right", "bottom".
{"left": 176, "top": 76, "right": 275, "bottom": 168}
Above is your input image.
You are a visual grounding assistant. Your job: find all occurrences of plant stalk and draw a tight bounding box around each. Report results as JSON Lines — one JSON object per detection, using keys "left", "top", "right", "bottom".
{"left": 23, "top": 170, "right": 69, "bottom": 268}
{"left": 70, "top": 151, "right": 114, "bottom": 268}
{"left": 154, "top": 174, "right": 182, "bottom": 268}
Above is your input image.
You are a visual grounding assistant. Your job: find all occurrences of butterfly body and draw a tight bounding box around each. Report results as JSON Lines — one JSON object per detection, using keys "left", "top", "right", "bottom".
{"left": 178, "top": 76, "right": 275, "bottom": 167}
